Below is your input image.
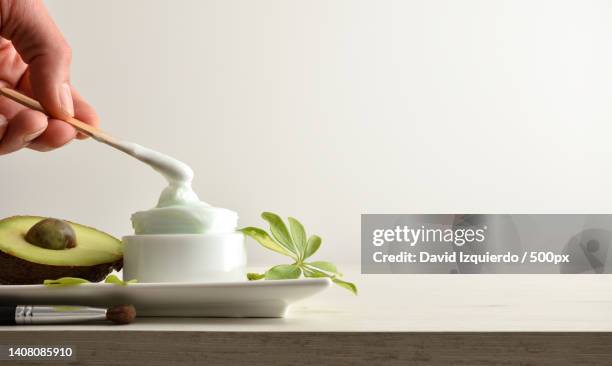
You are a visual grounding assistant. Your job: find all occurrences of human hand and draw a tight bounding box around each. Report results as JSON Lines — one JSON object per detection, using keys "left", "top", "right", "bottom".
{"left": 0, "top": 0, "right": 97, "bottom": 155}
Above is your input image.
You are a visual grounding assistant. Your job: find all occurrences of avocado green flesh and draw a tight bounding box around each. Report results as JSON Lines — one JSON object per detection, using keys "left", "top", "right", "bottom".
{"left": 0, "top": 216, "right": 122, "bottom": 266}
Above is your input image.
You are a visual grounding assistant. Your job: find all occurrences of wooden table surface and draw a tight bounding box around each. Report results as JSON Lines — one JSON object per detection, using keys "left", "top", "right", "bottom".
{"left": 1, "top": 271, "right": 612, "bottom": 365}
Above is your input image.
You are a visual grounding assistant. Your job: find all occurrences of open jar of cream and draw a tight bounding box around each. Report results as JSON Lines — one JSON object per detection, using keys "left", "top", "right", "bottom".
{"left": 114, "top": 141, "right": 246, "bottom": 283}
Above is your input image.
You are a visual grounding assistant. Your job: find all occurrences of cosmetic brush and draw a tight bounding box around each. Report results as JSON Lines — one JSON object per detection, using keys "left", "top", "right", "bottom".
{"left": 0, "top": 305, "right": 136, "bottom": 325}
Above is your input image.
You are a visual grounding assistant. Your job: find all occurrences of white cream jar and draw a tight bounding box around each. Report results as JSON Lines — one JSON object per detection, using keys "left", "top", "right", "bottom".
{"left": 123, "top": 232, "right": 246, "bottom": 283}
{"left": 111, "top": 140, "right": 246, "bottom": 283}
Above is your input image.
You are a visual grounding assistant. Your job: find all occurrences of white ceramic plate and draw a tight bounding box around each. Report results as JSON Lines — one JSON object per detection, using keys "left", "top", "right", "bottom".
{"left": 0, "top": 278, "right": 331, "bottom": 318}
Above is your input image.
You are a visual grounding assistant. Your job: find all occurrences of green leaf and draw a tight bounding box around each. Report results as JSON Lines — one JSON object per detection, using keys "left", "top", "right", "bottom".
{"left": 43, "top": 277, "right": 90, "bottom": 287}
{"left": 242, "top": 212, "right": 357, "bottom": 296}
{"left": 332, "top": 278, "right": 358, "bottom": 295}
{"left": 303, "top": 235, "right": 322, "bottom": 260}
{"left": 303, "top": 267, "right": 357, "bottom": 294}
{"left": 265, "top": 264, "right": 302, "bottom": 280}
{"left": 288, "top": 217, "right": 307, "bottom": 259}
{"left": 261, "top": 212, "right": 297, "bottom": 256}
{"left": 247, "top": 272, "right": 266, "bottom": 281}
{"left": 240, "top": 227, "right": 294, "bottom": 258}
{"left": 104, "top": 274, "right": 123, "bottom": 285}
{"left": 308, "top": 261, "right": 342, "bottom": 276}
{"left": 104, "top": 274, "right": 137, "bottom": 286}
{"left": 303, "top": 267, "right": 330, "bottom": 278}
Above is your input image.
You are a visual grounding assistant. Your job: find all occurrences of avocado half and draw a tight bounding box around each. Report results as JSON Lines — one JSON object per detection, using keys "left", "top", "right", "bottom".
{"left": 0, "top": 216, "right": 123, "bottom": 285}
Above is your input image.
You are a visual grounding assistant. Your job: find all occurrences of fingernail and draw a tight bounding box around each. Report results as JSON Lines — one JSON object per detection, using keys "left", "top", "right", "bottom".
{"left": 0, "top": 114, "right": 7, "bottom": 140}
{"left": 59, "top": 83, "right": 74, "bottom": 117}
{"left": 23, "top": 127, "right": 45, "bottom": 143}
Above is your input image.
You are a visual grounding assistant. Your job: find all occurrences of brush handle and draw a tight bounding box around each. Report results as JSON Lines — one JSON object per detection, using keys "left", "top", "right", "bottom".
{"left": 0, "top": 305, "right": 16, "bottom": 325}
{"left": 0, "top": 87, "right": 119, "bottom": 145}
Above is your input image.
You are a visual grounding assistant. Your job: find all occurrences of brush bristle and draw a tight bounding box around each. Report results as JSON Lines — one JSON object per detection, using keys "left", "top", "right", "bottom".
{"left": 106, "top": 304, "right": 136, "bottom": 324}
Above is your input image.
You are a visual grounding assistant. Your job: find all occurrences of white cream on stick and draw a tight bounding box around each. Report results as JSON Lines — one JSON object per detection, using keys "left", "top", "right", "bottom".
{"left": 110, "top": 140, "right": 238, "bottom": 235}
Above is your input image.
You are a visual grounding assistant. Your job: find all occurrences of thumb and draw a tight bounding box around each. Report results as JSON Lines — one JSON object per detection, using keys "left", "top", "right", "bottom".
{"left": 0, "top": 0, "right": 73, "bottom": 119}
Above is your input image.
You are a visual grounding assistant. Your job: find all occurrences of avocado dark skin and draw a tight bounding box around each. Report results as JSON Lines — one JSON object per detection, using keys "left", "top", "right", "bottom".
{"left": 0, "top": 250, "right": 123, "bottom": 285}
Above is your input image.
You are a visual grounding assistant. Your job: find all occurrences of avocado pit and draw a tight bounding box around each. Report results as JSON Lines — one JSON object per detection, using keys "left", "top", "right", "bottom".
{"left": 25, "top": 218, "right": 76, "bottom": 250}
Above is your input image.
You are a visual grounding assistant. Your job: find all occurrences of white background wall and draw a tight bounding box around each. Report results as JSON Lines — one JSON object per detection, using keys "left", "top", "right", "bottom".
{"left": 2, "top": 0, "right": 612, "bottom": 265}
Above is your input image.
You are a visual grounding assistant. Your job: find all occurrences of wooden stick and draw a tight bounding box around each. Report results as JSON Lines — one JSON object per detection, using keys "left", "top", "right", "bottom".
{"left": 0, "top": 87, "right": 118, "bottom": 145}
